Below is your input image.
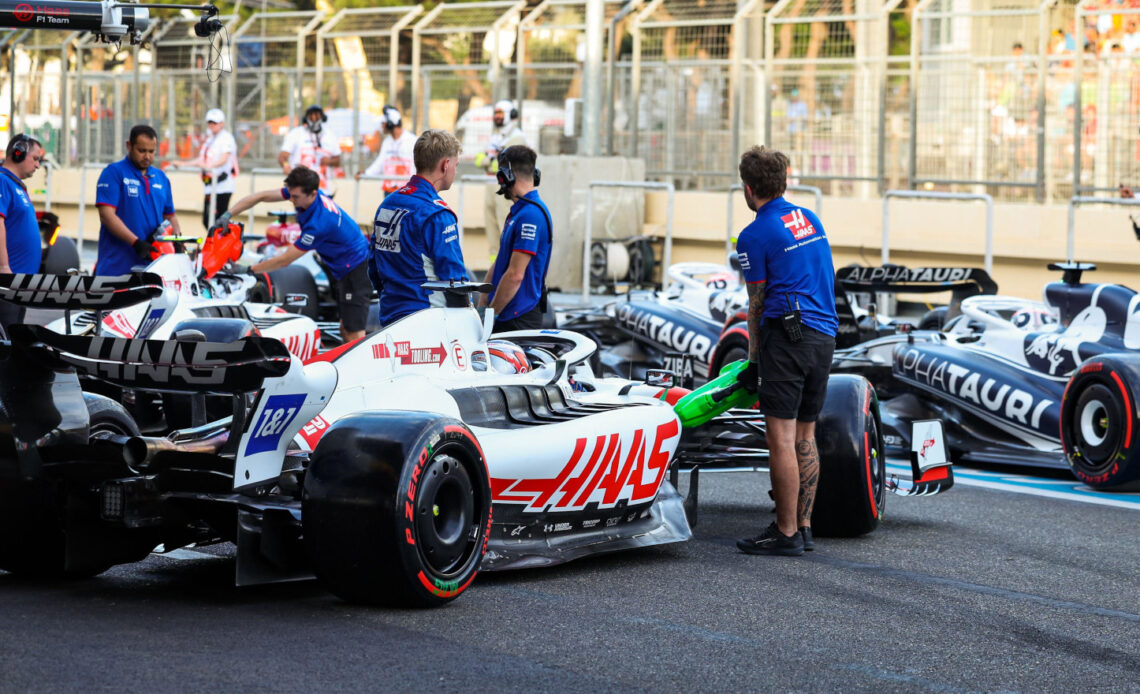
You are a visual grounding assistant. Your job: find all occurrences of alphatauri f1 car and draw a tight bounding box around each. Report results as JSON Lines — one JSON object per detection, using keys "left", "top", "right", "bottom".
{"left": 561, "top": 261, "right": 999, "bottom": 387}
{"left": 835, "top": 262, "right": 1140, "bottom": 490}
{"left": 0, "top": 275, "right": 950, "bottom": 607}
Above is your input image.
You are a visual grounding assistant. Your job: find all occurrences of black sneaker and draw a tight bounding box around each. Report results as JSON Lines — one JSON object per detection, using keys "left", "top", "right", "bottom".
{"left": 800, "top": 526, "right": 814, "bottom": 552}
{"left": 736, "top": 522, "right": 804, "bottom": 556}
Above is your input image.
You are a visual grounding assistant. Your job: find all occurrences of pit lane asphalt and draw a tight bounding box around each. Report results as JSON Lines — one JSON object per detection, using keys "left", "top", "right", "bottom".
{"left": 1, "top": 468, "right": 1138, "bottom": 693}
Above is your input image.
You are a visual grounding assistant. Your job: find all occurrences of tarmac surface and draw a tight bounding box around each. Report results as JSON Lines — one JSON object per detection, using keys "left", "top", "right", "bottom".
{"left": 1, "top": 465, "right": 1138, "bottom": 693}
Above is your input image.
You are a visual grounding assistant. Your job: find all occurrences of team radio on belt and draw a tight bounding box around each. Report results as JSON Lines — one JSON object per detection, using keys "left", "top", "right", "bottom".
{"left": 45, "top": 122, "right": 1140, "bottom": 604}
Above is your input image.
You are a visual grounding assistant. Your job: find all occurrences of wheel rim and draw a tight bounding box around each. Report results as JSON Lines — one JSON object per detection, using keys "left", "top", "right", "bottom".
{"left": 414, "top": 452, "right": 478, "bottom": 576}
{"left": 867, "top": 412, "right": 885, "bottom": 509}
{"left": 1073, "top": 385, "right": 1122, "bottom": 469}
{"left": 1078, "top": 398, "right": 1110, "bottom": 448}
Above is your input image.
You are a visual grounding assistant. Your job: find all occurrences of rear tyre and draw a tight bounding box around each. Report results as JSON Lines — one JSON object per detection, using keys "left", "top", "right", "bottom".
{"left": 917, "top": 306, "right": 947, "bottom": 331}
{"left": 303, "top": 412, "right": 491, "bottom": 607}
{"left": 41, "top": 236, "right": 80, "bottom": 275}
{"left": 626, "top": 238, "right": 656, "bottom": 284}
{"left": 1061, "top": 355, "right": 1140, "bottom": 490}
{"left": 0, "top": 395, "right": 139, "bottom": 578}
{"left": 268, "top": 264, "right": 320, "bottom": 320}
{"left": 811, "top": 375, "right": 886, "bottom": 536}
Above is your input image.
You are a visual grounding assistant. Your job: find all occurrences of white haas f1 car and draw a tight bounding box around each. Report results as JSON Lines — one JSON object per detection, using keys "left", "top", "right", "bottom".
{"left": 0, "top": 278, "right": 951, "bottom": 607}
{"left": 46, "top": 238, "right": 321, "bottom": 361}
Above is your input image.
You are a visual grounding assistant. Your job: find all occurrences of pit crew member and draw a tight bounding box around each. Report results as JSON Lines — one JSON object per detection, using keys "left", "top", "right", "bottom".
{"left": 369, "top": 129, "right": 468, "bottom": 326}
{"left": 0, "top": 134, "right": 45, "bottom": 333}
{"left": 278, "top": 104, "right": 342, "bottom": 192}
{"left": 733, "top": 146, "right": 838, "bottom": 557}
{"left": 478, "top": 100, "right": 528, "bottom": 262}
{"left": 94, "top": 125, "right": 182, "bottom": 276}
{"left": 214, "top": 166, "right": 370, "bottom": 342}
{"left": 482, "top": 145, "right": 551, "bottom": 332}
{"left": 356, "top": 105, "right": 416, "bottom": 198}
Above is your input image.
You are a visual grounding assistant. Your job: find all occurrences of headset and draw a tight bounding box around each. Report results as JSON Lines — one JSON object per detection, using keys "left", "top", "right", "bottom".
{"left": 382, "top": 105, "right": 402, "bottom": 130}
{"left": 305, "top": 104, "right": 328, "bottom": 123}
{"left": 8, "top": 134, "right": 30, "bottom": 164}
{"left": 496, "top": 157, "right": 541, "bottom": 197}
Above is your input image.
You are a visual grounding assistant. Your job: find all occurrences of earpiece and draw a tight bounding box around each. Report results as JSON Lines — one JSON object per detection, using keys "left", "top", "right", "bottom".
{"left": 533, "top": 167, "right": 540, "bottom": 187}
{"left": 9, "top": 134, "right": 29, "bottom": 164}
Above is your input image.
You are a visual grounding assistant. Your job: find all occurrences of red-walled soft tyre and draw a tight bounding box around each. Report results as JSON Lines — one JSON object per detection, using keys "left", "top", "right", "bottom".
{"left": 1061, "top": 355, "right": 1140, "bottom": 491}
{"left": 812, "top": 375, "right": 886, "bottom": 537}
{"left": 303, "top": 412, "right": 491, "bottom": 607}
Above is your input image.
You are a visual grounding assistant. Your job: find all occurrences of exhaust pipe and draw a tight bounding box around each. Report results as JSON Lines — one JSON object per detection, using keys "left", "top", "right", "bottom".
{"left": 123, "top": 430, "right": 230, "bottom": 469}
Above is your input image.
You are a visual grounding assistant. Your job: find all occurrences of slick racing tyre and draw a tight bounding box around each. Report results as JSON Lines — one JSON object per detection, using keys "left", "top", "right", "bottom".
{"left": 812, "top": 375, "right": 886, "bottom": 536}
{"left": 268, "top": 264, "right": 320, "bottom": 320}
{"left": 303, "top": 412, "right": 492, "bottom": 607}
{"left": 917, "top": 306, "right": 947, "bottom": 331}
{"left": 0, "top": 394, "right": 140, "bottom": 578}
{"left": 626, "top": 238, "right": 656, "bottom": 284}
{"left": 1060, "top": 355, "right": 1140, "bottom": 491}
{"left": 41, "top": 235, "right": 80, "bottom": 275}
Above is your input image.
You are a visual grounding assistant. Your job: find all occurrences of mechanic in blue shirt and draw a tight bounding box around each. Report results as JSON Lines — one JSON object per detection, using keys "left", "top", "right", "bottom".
{"left": 214, "top": 166, "right": 371, "bottom": 342}
{"left": 482, "top": 145, "right": 551, "bottom": 333}
{"left": 0, "top": 134, "right": 46, "bottom": 334}
{"left": 733, "top": 145, "right": 837, "bottom": 558}
{"left": 369, "top": 129, "right": 468, "bottom": 326}
{"left": 95, "top": 125, "right": 182, "bottom": 276}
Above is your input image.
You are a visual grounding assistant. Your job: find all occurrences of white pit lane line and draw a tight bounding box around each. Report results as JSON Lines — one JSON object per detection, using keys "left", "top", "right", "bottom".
{"left": 154, "top": 548, "right": 223, "bottom": 561}
{"left": 885, "top": 462, "right": 1140, "bottom": 510}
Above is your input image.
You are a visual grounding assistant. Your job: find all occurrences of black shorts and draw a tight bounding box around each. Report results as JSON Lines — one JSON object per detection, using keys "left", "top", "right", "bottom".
{"left": 330, "top": 262, "right": 372, "bottom": 333}
{"left": 492, "top": 306, "right": 542, "bottom": 333}
{"left": 757, "top": 324, "right": 835, "bottom": 421}
{"left": 203, "top": 193, "right": 232, "bottom": 230}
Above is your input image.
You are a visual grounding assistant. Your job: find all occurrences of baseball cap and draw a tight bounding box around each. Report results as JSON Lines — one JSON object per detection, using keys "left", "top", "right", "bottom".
{"left": 205, "top": 108, "right": 226, "bottom": 123}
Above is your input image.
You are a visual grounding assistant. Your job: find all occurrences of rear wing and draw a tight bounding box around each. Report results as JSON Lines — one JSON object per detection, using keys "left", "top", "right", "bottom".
{"left": 836, "top": 265, "right": 997, "bottom": 296}
{"left": 6, "top": 324, "right": 291, "bottom": 394}
{"left": 0, "top": 273, "right": 163, "bottom": 311}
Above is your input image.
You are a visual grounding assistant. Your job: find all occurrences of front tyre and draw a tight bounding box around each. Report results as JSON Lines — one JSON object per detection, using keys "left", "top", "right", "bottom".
{"left": 1061, "top": 356, "right": 1140, "bottom": 491}
{"left": 303, "top": 412, "right": 491, "bottom": 607}
{"left": 811, "top": 375, "right": 886, "bottom": 536}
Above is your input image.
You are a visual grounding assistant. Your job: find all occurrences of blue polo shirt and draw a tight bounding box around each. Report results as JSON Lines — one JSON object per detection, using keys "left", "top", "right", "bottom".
{"left": 736, "top": 196, "right": 838, "bottom": 337}
{"left": 370, "top": 176, "right": 468, "bottom": 325}
{"left": 284, "top": 188, "right": 369, "bottom": 279}
{"left": 0, "top": 168, "right": 40, "bottom": 273}
{"left": 94, "top": 158, "right": 175, "bottom": 276}
{"left": 489, "top": 190, "right": 551, "bottom": 320}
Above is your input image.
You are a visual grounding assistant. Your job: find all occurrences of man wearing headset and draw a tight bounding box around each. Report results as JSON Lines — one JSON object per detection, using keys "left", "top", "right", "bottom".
{"left": 481, "top": 145, "right": 551, "bottom": 333}
{"left": 478, "top": 100, "right": 528, "bottom": 264}
{"left": 279, "top": 104, "right": 342, "bottom": 192}
{"left": 94, "top": 125, "right": 182, "bottom": 276}
{"left": 356, "top": 105, "right": 417, "bottom": 197}
{"left": 0, "top": 134, "right": 45, "bottom": 333}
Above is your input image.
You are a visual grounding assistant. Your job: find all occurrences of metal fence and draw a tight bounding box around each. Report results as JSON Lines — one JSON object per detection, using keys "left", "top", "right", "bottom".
{"left": 5, "top": 0, "right": 1140, "bottom": 204}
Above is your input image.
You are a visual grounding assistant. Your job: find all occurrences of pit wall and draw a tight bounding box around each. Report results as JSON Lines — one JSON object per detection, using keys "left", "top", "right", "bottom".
{"left": 30, "top": 165, "right": 1139, "bottom": 301}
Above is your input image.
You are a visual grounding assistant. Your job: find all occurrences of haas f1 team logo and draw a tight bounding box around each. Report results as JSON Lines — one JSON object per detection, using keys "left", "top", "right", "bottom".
{"left": 781, "top": 209, "right": 817, "bottom": 240}
{"left": 491, "top": 420, "right": 680, "bottom": 513}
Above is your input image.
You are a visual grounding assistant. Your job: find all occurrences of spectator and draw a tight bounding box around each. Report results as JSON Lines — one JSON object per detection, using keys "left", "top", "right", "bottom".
{"left": 279, "top": 104, "right": 342, "bottom": 193}
{"left": 477, "top": 101, "right": 528, "bottom": 264}
{"left": 170, "top": 108, "right": 238, "bottom": 230}
{"left": 356, "top": 105, "right": 416, "bottom": 198}
{"left": 0, "top": 134, "right": 45, "bottom": 334}
{"left": 94, "top": 125, "right": 182, "bottom": 276}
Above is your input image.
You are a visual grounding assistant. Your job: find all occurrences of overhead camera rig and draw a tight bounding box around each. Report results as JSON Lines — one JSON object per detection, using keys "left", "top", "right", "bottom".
{"left": 0, "top": 0, "right": 221, "bottom": 45}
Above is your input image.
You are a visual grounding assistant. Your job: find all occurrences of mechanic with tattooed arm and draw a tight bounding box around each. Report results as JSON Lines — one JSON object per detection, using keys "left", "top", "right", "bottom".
{"left": 733, "top": 146, "right": 838, "bottom": 557}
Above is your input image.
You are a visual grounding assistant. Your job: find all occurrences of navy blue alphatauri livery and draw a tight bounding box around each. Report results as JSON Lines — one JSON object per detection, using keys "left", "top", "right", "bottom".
{"left": 834, "top": 262, "right": 1140, "bottom": 491}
